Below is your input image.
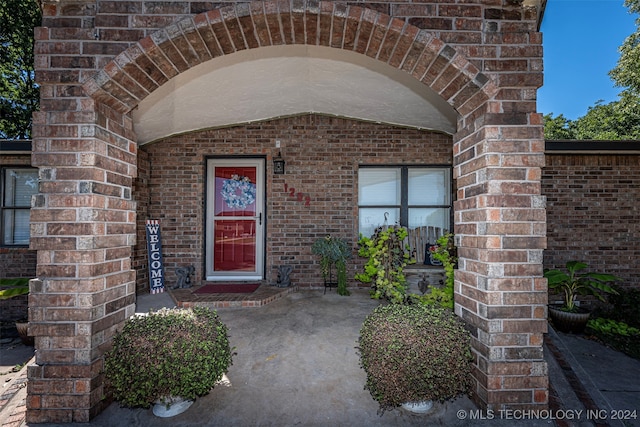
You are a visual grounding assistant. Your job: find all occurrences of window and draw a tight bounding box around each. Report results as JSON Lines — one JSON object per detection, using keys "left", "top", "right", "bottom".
{"left": 1, "top": 167, "right": 38, "bottom": 246}
{"left": 358, "top": 166, "right": 451, "bottom": 237}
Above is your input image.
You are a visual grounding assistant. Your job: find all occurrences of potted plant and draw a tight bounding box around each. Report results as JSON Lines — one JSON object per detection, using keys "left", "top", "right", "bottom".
{"left": 355, "top": 225, "right": 413, "bottom": 304}
{"left": 311, "top": 235, "right": 352, "bottom": 296}
{"left": 104, "top": 306, "right": 233, "bottom": 417}
{"left": 410, "top": 232, "right": 457, "bottom": 309}
{"left": 357, "top": 303, "right": 472, "bottom": 414}
{"left": 544, "top": 261, "right": 621, "bottom": 333}
{"left": 0, "top": 278, "right": 32, "bottom": 345}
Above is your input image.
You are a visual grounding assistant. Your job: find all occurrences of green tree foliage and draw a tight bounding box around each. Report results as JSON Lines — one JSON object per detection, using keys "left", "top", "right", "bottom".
{"left": 544, "top": 1, "right": 640, "bottom": 140}
{"left": 0, "top": 0, "right": 41, "bottom": 139}
{"left": 610, "top": 0, "right": 640, "bottom": 98}
{"left": 572, "top": 99, "right": 640, "bottom": 140}
{"left": 545, "top": 99, "right": 640, "bottom": 140}
{"left": 543, "top": 113, "right": 575, "bottom": 140}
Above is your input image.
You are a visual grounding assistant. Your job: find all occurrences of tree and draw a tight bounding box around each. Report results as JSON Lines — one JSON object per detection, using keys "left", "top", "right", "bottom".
{"left": 543, "top": 113, "right": 575, "bottom": 140}
{"left": 609, "top": 0, "right": 640, "bottom": 98}
{"left": 572, "top": 99, "right": 640, "bottom": 140}
{"left": 0, "top": 0, "right": 41, "bottom": 139}
{"left": 545, "top": 100, "right": 640, "bottom": 141}
{"left": 544, "top": 1, "right": 640, "bottom": 140}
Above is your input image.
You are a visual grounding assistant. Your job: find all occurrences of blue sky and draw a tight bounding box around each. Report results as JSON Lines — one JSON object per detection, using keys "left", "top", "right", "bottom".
{"left": 538, "top": 0, "right": 637, "bottom": 120}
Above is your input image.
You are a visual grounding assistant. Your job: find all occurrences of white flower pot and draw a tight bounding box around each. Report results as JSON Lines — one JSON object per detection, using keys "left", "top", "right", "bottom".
{"left": 152, "top": 396, "right": 194, "bottom": 417}
{"left": 401, "top": 400, "right": 434, "bottom": 414}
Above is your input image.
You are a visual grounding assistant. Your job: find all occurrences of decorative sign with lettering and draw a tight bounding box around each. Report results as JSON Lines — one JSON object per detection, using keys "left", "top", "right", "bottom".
{"left": 145, "top": 219, "right": 165, "bottom": 294}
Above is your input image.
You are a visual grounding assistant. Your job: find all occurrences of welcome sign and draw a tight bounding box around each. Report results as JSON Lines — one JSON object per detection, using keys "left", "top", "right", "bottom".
{"left": 145, "top": 219, "right": 165, "bottom": 294}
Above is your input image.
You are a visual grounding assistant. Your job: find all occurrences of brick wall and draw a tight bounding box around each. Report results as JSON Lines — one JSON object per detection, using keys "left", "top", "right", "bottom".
{"left": 0, "top": 248, "right": 37, "bottom": 278}
{"left": 543, "top": 153, "right": 640, "bottom": 292}
{"left": 134, "top": 113, "right": 453, "bottom": 290}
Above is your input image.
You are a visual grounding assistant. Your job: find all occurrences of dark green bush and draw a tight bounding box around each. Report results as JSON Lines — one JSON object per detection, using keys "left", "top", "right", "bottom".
{"left": 105, "top": 307, "right": 233, "bottom": 408}
{"left": 357, "top": 304, "right": 472, "bottom": 413}
{"left": 586, "top": 317, "right": 640, "bottom": 360}
{"left": 601, "top": 286, "right": 640, "bottom": 329}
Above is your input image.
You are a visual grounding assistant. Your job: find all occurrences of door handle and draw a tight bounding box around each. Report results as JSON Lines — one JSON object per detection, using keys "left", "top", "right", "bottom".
{"left": 258, "top": 212, "right": 262, "bottom": 225}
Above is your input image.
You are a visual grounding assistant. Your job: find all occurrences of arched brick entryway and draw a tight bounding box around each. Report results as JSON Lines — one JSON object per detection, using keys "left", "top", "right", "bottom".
{"left": 82, "top": 2, "right": 496, "bottom": 116}
{"left": 29, "top": 1, "right": 547, "bottom": 422}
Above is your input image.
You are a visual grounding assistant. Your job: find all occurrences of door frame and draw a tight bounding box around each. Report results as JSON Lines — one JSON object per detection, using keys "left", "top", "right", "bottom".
{"left": 205, "top": 156, "right": 266, "bottom": 281}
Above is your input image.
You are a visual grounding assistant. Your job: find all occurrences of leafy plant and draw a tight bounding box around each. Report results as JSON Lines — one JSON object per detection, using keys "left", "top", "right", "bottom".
{"left": 587, "top": 317, "right": 640, "bottom": 336}
{"left": 411, "top": 233, "right": 457, "bottom": 309}
{"left": 598, "top": 286, "right": 640, "bottom": 329}
{"left": 0, "top": 278, "right": 30, "bottom": 300}
{"left": 311, "top": 235, "right": 352, "bottom": 296}
{"left": 586, "top": 317, "right": 640, "bottom": 360}
{"left": 357, "top": 304, "right": 472, "bottom": 414}
{"left": 104, "top": 307, "right": 233, "bottom": 408}
{"left": 544, "top": 261, "right": 621, "bottom": 312}
{"left": 355, "top": 225, "right": 413, "bottom": 304}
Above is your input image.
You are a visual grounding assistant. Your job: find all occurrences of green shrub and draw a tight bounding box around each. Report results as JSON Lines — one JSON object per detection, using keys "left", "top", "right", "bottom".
{"left": 601, "top": 286, "right": 640, "bottom": 329}
{"left": 586, "top": 317, "right": 640, "bottom": 360}
{"left": 357, "top": 304, "right": 472, "bottom": 413}
{"left": 105, "top": 307, "right": 233, "bottom": 408}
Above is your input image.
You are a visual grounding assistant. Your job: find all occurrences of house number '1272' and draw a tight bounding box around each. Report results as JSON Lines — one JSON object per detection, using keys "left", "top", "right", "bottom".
{"left": 284, "top": 183, "right": 311, "bottom": 206}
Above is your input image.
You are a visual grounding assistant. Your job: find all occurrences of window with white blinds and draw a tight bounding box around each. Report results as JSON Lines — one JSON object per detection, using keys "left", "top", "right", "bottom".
{"left": 358, "top": 166, "right": 451, "bottom": 238}
{"left": 2, "top": 168, "right": 38, "bottom": 246}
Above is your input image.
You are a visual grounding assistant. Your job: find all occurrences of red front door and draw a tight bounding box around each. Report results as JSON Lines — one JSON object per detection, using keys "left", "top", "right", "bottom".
{"left": 206, "top": 159, "right": 264, "bottom": 281}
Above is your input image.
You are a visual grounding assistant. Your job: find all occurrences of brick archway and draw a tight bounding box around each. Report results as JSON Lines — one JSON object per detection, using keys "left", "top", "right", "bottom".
{"left": 29, "top": 0, "right": 547, "bottom": 422}
{"left": 82, "top": 1, "right": 496, "bottom": 117}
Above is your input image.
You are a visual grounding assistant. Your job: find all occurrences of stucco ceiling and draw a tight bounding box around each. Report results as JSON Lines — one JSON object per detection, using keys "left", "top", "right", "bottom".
{"left": 132, "top": 45, "right": 458, "bottom": 145}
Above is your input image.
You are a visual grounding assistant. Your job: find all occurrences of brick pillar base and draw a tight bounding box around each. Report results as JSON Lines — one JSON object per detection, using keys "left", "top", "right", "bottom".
{"left": 27, "top": 359, "right": 110, "bottom": 423}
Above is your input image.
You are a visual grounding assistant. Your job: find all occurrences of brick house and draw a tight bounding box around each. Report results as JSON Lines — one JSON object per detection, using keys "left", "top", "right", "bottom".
{"left": 544, "top": 140, "right": 640, "bottom": 291}
{"left": 1, "top": 0, "right": 561, "bottom": 422}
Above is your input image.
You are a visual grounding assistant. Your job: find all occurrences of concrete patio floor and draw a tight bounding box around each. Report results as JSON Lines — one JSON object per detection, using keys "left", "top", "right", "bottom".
{"left": 2, "top": 288, "right": 639, "bottom": 426}
{"left": 34, "top": 289, "right": 552, "bottom": 426}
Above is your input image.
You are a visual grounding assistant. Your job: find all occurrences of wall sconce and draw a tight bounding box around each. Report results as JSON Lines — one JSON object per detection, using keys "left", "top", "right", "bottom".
{"left": 273, "top": 151, "right": 285, "bottom": 175}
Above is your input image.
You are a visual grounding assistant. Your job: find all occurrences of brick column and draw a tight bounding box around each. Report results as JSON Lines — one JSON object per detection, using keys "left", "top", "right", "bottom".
{"left": 28, "top": 100, "right": 137, "bottom": 422}
{"left": 453, "top": 102, "right": 548, "bottom": 410}
{"left": 28, "top": 10, "right": 138, "bottom": 416}
{"left": 27, "top": 2, "right": 138, "bottom": 421}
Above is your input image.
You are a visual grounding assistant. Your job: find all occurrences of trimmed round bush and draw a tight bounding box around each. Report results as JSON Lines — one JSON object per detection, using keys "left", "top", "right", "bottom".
{"left": 358, "top": 304, "right": 472, "bottom": 413}
{"left": 105, "top": 306, "right": 233, "bottom": 408}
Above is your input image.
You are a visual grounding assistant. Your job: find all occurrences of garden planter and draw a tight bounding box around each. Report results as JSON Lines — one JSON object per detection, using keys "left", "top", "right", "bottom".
{"left": 15, "top": 321, "right": 33, "bottom": 346}
{"left": 152, "top": 396, "right": 194, "bottom": 417}
{"left": 401, "top": 400, "right": 433, "bottom": 414}
{"left": 549, "top": 305, "right": 591, "bottom": 334}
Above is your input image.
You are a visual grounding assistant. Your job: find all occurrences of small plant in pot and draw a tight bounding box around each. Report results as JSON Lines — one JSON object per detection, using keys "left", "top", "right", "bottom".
{"left": 104, "top": 306, "right": 233, "bottom": 417}
{"left": 311, "top": 235, "right": 352, "bottom": 296}
{"left": 357, "top": 304, "right": 473, "bottom": 414}
{"left": 544, "top": 261, "right": 621, "bottom": 333}
{"left": 410, "top": 232, "right": 457, "bottom": 309}
{"left": 0, "top": 278, "right": 32, "bottom": 346}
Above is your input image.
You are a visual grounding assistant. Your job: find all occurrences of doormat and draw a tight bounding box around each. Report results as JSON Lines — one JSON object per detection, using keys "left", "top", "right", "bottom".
{"left": 193, "top": 283, "right": 261, "bottom": 294}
